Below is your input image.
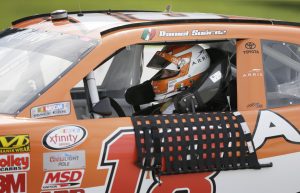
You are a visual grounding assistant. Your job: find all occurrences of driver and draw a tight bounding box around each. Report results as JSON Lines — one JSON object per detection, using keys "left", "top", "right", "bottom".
{"left": 144, "top": 44, "right": 210, "bottom": 114}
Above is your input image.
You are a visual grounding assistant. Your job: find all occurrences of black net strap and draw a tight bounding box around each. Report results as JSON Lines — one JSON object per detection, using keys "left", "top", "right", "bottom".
{"left": 131, "top": 112, "right": 260, "bottom": 175}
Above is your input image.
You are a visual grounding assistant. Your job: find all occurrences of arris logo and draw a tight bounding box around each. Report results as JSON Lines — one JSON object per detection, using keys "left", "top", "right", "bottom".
{"left": 245, "top": 42, "right": 256, "bottom": 49}
{"left": 42, "top": 125, "right": 87, "bottom": 150}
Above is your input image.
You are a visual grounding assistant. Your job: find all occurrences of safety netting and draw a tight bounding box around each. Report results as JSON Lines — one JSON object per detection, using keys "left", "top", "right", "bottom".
{"left": 132, "top": 112, "right": 261, "bottom": 175}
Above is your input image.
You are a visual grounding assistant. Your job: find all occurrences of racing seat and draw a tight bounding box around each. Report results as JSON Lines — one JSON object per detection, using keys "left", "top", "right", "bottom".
{"left": 124, "top": 80, "right": 156, "bottom": 112}
{"left": 174, "top": 48, "right": 232, "bottom": 113}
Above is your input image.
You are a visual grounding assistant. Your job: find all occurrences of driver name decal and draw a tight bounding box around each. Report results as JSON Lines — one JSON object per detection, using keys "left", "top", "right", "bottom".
{"left": 159, "top": 29, "right": 227, "bottom": 37}
{"left": 142, "top": 29, "right": 227, "bottom": 40}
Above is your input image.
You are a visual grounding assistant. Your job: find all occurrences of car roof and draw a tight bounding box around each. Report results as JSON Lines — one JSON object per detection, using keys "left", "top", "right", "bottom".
{"left": 12, "top": 10, "right": 300, "bottom": 39}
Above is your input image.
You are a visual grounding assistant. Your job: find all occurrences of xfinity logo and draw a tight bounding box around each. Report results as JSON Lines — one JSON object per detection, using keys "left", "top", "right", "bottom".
{"left": 42, "top": 125, "right": 87, "bottom": 150}
{"left": 49, "top": 134, "right": 78, "bottom": 144}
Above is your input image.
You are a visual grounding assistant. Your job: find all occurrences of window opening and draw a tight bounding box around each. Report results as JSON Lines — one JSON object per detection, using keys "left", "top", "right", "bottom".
{"left": 70, "top": 40, "right": 237, "bottom": 119}
{"left": 262, "top": 40, "right": 300, "bottom": 108}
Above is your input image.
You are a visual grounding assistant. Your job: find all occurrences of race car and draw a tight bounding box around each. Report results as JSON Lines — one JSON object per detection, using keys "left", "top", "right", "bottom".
{"left": 0, "top": 9, "right": 300, "bottom": 193}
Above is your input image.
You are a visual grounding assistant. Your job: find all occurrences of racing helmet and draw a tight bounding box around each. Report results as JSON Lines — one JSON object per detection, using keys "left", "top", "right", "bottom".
{"left": 148, "top": 45, "right": 210, "bottom": 100}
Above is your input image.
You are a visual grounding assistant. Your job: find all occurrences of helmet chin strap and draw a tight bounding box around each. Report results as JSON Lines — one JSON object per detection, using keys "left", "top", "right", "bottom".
{"left": 154, "top": 91, "right": 181, "bottom": 101}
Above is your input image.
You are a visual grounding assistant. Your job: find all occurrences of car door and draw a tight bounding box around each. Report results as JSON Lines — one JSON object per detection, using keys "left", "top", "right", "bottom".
{"left": 77, "top": 39, "right": 262, "bottom": 193}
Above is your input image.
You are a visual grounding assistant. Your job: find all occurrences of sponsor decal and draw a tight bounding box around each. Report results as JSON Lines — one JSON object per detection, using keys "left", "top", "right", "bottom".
{"left": 247, "top": 102, "right": 263, "bottom": 109}
{"left": 245, "top": 42, "right": 256, "bottom": 49}
{"left": 42, "top": 170, "right": 84, "bottom": 190}
{"left": 192, "top": 50, "right": 209, "bottom": 65}
{"left": 31, "top": 102, "right": 71, "bottom": 119}
{"left": 97, "top": 127, "right": 215, "bottom": 193}
{"left": 43, "top": 151, "right": 85, "bottom": 171}
{"left": 242, "top": 69, "right": 263, "bottom": 78}
{"left": 0, "top": 153, "right": 30, "bottom": 172}
{"left": 253, "top": 110, "right": 300, "bottom": 149}
{"left": 141, "top": 29, "right": 156, "bottom": 41}
{"left": 42, "top": 125, "right": 87, "bottom": 150}
{"left": 159, "top": 29, "right": 227, "bottom": 37}
{"left": 0, "top": 172, "right": 26, "bottom": 193}
{"left": 0, "top": 134, "right": 30, "bottom": 154}
{"left": 243, "top": 42, "right": 259, "bottom": 54}
{"left": 209, "top": 71, "right": 222, "bottom": 83}
{"left": 41, "top": 189, "right": 85, "bottom": 193}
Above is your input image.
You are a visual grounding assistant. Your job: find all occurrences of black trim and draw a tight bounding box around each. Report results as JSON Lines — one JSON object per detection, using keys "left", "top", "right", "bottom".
{"left": 138, "top": 39, "right": 232, "bottom": 46}
{"left": 100, "top": 18, "right": 300, "bottom": 36}
{"left": 12, "top": 13, "right": 50, "bottom": 25}
{"left": 12, "top": 10, "right": 161, "bottom": 25}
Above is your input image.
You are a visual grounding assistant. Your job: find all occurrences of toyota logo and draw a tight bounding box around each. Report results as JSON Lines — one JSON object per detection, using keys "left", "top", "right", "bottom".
{"left": 245, "top": 42, "right": 256, "bottom": 49}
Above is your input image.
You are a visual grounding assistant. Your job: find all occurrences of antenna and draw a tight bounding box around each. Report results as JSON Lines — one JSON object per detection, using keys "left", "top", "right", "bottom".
{"left": 166, "top": 0, "right": 173, "bottom": 12}
{"left": 77, "top": 0, "right": 84, "bottom": 16}
{"left": 165, "top": 5, "right": 172, "bottom": 13}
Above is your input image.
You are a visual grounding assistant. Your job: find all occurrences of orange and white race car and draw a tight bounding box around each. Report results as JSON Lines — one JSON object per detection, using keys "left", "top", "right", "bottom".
{"left": 0, "top": 10, "right": 300, "bottom": 193}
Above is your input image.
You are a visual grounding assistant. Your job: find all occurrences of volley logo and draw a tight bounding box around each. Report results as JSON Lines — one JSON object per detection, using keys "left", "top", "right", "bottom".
{"left": 141, "top": 29, "right": 156, "bottom": 41}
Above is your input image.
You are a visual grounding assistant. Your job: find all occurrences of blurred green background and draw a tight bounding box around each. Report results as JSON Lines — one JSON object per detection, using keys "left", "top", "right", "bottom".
{"left": 0, "top": 0, "right": 299, "bottom": 29}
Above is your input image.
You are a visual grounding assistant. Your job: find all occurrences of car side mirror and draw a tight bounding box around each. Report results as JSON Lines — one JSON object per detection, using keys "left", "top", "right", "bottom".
{"left": 92, "top": 97, "right": 112, "bottom": 116}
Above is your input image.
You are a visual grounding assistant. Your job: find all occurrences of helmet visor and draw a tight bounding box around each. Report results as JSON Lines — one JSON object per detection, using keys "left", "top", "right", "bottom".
{"left": 147, "top": 51, "right": 172, "bottom": 69}
{"left": 151, "top": 69, "right": 180, "bottom": 81}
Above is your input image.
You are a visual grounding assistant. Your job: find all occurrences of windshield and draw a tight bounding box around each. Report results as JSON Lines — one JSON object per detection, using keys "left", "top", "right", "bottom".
{"left": 0, "top": 28, "right": 98, "bottom": 114}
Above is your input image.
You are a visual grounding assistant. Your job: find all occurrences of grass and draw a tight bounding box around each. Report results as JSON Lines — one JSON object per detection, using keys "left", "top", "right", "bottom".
{"left": 0, "top": 0, "right": 299, "bottom": 29}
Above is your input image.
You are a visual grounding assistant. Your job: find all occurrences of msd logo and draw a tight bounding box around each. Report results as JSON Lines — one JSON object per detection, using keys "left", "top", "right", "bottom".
{"left": 42, "top": 170, "right": 84, "bottom": 190}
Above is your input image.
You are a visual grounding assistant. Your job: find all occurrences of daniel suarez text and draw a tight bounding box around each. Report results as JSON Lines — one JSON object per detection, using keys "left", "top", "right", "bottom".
{"left": 159, "top": 30, "right": 227, "bottom": 37}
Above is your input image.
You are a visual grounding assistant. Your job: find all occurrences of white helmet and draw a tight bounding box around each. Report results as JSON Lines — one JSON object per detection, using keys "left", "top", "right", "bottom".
{"left": 147, "top": 45, "right": 210, "bottom": 100}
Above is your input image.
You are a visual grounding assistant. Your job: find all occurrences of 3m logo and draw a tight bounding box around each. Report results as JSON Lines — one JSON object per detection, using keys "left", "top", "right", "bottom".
{"left": 0, "top": 135, "right": 30, "bottom": 154}
{"left": 42, "top": 170, "right": 84, "bottom": 190}
{"left": 0, "top": 173, "right": 26, "bottom": 193}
